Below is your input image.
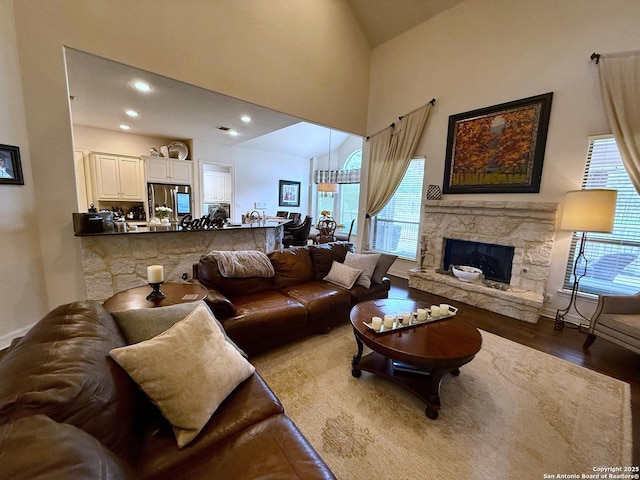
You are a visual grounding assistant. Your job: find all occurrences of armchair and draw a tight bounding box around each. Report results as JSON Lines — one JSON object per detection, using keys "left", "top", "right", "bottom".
{"left": 583, "top": 292, "right": 640, "bottom": 354}
{"left": 283, "top": 215, "right": 312, "bottom": 247}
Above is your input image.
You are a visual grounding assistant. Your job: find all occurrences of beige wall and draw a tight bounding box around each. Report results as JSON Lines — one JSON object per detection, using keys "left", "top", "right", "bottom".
{"left": 0, "top": 0, "right": 48, "bottom": 340}
{"left": 73, "top": 126, "right": 174, "bottom": 158}
{"left": 10, "top": 0, "right": 371, "bottom": 327}
{"left": 366, "top": 0, "right": 640, "bottom": 319}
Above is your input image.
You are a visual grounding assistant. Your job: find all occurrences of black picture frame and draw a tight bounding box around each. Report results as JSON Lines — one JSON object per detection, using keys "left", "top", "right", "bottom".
{"left": 0, "top": 144, "right": 24, "bottom": 185}
{"left": 279, "top": 180, "right": 301, "bottom": 207}
{"left": 443, "top": 92, "right": 553, "bottom": 194}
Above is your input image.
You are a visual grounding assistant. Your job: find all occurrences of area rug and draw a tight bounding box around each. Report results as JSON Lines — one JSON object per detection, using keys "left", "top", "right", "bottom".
{"left": 252, "top": 323, "right": 632, "bottom": 480}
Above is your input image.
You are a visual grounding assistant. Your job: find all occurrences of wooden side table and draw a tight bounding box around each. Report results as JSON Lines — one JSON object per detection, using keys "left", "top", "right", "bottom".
{"left": 102, "top": 282, "right": 208, "bottom": 312}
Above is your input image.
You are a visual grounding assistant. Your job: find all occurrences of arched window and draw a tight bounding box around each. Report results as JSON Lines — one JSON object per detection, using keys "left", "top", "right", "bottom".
{"left": 339, "top": 149, "right": 361, "bottom": 235}
{"left": 344, "top": 150, "right": 361, "bottom": 170}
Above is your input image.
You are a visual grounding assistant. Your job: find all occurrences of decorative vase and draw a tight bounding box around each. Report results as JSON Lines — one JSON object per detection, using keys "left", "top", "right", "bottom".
{"left": 161, "top": 218, "right": 170, "bottom": 225}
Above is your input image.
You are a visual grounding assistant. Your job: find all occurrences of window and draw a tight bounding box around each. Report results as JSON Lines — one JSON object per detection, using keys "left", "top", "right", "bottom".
{"left": 370, "top": 157, "right": 424, "bottom": 259}
{"left": 563, "top": 136, "right": 640, "bottom": 296}
{"left": 339, "top": 150, "right": 361, "bottom": 234}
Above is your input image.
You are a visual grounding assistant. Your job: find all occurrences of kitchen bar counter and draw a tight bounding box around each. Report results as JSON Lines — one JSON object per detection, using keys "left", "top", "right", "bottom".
{"left": 78, "top": 220, "right": 289, "bottom": 301}
{"left": 74, "top": 220, "right": 289, "bottom": 236}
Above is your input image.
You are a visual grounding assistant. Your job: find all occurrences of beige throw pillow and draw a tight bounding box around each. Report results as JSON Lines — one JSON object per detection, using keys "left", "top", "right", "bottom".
{"left": 109, "top": 304, "right": 255, "bottom": 448}
{"left": 344, "top": 252, "right": 381, "bottom": 289}
{"left": 323, "top": 260, "right": 363, "bottom": 289}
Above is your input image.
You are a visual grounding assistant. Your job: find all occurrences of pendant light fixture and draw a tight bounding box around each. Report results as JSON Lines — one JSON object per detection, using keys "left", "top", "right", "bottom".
{"left": 317, "top": 129, "right": 338, "bottom": 196}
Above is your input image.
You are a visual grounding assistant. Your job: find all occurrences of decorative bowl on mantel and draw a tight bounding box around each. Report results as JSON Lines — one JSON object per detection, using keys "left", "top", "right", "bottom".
{"left": 452, "top": 266, "right": 482, "bottom": 282}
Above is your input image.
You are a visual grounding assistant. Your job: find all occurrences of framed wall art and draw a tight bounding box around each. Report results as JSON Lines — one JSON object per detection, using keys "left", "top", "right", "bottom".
{"left": 279, "top": 179, "right": 301, "bottom": 207}
{"left": 443, "top": 92, "right": 553, "bottom": 194}
{"left": 0, "top": 144, "right": 24, "bottom": 185}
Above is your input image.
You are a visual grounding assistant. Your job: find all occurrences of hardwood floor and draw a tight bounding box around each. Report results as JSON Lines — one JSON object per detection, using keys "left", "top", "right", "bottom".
{"left": 388, "top": 275, "right": 640, "bottom": 465}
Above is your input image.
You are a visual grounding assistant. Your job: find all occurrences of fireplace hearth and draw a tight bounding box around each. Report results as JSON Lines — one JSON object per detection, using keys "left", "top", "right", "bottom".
{"left": 408, "top": 200, "right": 559, "bottom": 323}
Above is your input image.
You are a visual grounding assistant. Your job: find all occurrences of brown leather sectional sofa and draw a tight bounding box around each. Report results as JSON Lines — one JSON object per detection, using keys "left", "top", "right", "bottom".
{"left": 0, "top": 301, "right": 336, "bottom": 479}
{"left": 193, "top": 242, "right": 392, "bottom": 356}
{"left": 0, "top": 242, "right": 391, "bottom": 479}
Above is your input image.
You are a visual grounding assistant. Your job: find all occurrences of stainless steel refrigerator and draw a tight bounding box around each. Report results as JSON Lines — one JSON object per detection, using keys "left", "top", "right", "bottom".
{"left": 147, "top": 183, "right": 192, "bottom": 222}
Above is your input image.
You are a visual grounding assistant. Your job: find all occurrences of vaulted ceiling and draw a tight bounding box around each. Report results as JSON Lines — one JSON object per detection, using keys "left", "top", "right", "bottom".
{"left": 67, "top": 1, "right": 465, "bottom": 158}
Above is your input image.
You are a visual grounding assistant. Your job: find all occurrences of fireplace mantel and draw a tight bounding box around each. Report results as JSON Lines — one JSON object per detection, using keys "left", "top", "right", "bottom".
{"left": 408, "top": 200, "right": 559, "bottom": 323}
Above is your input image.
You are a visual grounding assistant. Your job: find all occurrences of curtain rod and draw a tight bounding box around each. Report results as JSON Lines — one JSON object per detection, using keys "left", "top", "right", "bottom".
{"left": 365, "top": 98, "right": 436, "bottom": 140}
{"left": 591, "top": 52, "right": 600, "bottom": 64}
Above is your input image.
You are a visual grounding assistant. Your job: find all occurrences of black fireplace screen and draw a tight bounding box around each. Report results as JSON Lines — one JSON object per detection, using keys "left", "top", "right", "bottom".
{"left": 443, "top": 238, "right": 515, "bottom": 284}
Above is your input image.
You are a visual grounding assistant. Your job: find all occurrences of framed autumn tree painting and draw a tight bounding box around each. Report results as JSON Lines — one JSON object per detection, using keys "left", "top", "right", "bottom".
{"left": 443, "top": 92, "right": 553, "bottom": 194}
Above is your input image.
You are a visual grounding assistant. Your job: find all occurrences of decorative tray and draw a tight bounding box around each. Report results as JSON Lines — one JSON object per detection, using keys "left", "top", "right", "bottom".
{"left": 363, "top": 308, "right": 457, "bottom": 334}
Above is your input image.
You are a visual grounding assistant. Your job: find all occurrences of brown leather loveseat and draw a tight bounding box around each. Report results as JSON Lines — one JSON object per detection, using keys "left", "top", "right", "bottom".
{"left": 193, "top": 242, "right": 394, "bottom": 356}
{"left": 0, "top": 301, "right": 336, "bottom": 479}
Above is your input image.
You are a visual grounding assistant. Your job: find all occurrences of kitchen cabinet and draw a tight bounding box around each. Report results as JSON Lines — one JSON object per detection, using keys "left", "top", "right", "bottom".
{"left": 145, "top": 157, "right": 193, "bottom": 185}
{"left": 202, "top": 171, "right": 232, "bottom": 202}
{"left": 90, "top": 153, "right": 144, "bottom": 201}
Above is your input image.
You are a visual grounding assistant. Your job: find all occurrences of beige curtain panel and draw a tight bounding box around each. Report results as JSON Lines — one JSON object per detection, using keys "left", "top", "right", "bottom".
{"left": 597, "top": 50, "right": 640, "bottom": 194}
{"left": 362, "top": 102, "right": 433, "bottom": 249}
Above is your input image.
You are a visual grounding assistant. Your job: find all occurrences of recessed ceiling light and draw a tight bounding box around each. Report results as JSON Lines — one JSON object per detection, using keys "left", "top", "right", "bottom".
{"left": 240, "top": 115, "right": 252, "bottom": 123}
{"left": 125, "top": 109, "right": 139, "bottom": 117}
{"left": 228, "top": 129, "right": 239, "bottom": 136}
{"left": 133, "top": 81, "right": 151, "bottom": 92}
{"left": 119, "top": 124, "right": 130, "bottom": 130}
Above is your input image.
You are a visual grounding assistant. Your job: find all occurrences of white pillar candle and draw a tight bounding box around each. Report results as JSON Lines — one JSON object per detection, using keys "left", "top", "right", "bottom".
{"left": 147, "top": 265, "right": 164, "bottom": 283}
{"left": 417, "top": 308, "right": 427, "bottom": 321}
{"left": 383, "top": 314, "right": 395, "bottom": 329}
{"left": 430, "top": 305, "right": 441, "bottom": 318}
{"left": 371, "top": 316, "right": 382, "bottom": 332}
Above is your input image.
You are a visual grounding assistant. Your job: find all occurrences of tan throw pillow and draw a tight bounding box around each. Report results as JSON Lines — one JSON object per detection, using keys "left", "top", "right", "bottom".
{"left": 323, "top": 260, "right": 363, "bottom": 289}
{"left": 344, "top": 251, "right": 381, "bottom": 289}
{"left": 109, "top": 303, "right": 255, "bottom": 448}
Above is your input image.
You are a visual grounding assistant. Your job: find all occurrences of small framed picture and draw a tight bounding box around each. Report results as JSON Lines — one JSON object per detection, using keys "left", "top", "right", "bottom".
{"left": 279, "top": 180, "right": 301, "bottom": 207}
{"left": 0, "top": 144, "right": 24, "bottom": 185}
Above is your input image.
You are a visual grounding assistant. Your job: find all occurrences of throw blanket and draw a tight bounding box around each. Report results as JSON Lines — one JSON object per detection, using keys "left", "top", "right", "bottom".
{"left": 208, "top": 250, "right": 275, "bottom": 278}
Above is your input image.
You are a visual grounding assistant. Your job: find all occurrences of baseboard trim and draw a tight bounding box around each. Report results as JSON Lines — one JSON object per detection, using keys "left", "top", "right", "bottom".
{"left": 0, "top": 323, "right": 35, "bottom": 350}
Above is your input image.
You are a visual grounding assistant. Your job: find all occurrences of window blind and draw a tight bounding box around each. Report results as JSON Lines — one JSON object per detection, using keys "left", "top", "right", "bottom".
{"left": 563, "top": 136, "right": 640, "bottom": 295}
{"left": 371, "top": 158, "right": 424, "bottom": 259}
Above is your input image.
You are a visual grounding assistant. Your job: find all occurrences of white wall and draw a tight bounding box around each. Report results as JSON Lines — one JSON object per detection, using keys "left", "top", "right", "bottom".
{"left": 0, "top": 0, "right": 48, "bottom": 340}
{"left": 367, "top": 0, "right": 640, "bottom": 319}
{"left": 232, "top": 147, "right": 312, "bottom": 222}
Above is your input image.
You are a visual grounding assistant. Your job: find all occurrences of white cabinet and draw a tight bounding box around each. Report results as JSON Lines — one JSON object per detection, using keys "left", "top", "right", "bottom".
{"left": 202, "top": 171, "right": 232, "bottom": 202}
{"left": 90, "top": 153, "right": 144, "bottom": 201}
{"left": 145, "top": 157, "right": 193, "bottom": 185}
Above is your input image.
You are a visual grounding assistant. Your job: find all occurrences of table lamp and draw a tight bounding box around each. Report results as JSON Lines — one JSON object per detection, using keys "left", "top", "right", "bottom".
{"left": 554, "top": 189, "right": 617, "bottom": 330}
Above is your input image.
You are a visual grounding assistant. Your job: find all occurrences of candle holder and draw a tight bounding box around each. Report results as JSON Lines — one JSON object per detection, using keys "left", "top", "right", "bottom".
{"left": 146, "top": 282, "right": 167, "bottom": 301}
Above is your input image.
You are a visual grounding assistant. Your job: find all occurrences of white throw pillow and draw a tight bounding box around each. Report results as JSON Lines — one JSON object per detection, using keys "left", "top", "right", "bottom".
{"left": 344, "top": 252, "right": 381, "bottom": 289}
{"left": 323, "top": 260, "right": 363, "bottom": 289}
{"left": 109, "top": 303, "right": 255, "bottom": 448}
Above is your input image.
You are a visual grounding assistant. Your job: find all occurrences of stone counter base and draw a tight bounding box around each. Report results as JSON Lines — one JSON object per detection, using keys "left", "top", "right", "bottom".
{"left": 80, "top": 227, "right": 281, "bottom": 301}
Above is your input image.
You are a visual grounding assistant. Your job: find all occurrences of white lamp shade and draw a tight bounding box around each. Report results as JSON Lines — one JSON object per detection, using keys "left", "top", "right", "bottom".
{"left": 560, "top": 189, "right": 617, "bottom": 233}
{"left": 318, "top": 183, "right": 338, "bottom": 193}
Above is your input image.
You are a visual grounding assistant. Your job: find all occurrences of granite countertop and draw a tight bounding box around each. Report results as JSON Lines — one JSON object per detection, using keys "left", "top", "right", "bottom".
{"left": 74, "top": 220, "right": 289, "bottom": 236}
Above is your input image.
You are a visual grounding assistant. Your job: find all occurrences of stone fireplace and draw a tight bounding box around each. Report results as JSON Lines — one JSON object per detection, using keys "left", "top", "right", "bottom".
{"left": 408, "top": 200, "right": 559, "bottom": 323}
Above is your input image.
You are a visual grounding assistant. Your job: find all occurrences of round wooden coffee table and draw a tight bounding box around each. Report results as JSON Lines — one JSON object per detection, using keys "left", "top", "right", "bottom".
{"left": 102, "top": 282, "right": 208, "bottom": 312}
{"left": 350, "top": 298, "right": 482, "bottom": 419}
